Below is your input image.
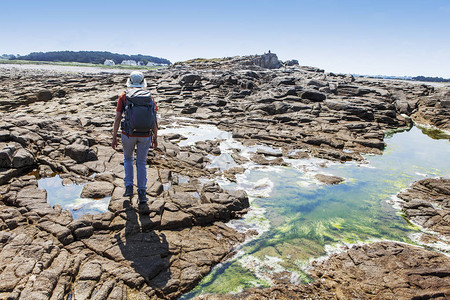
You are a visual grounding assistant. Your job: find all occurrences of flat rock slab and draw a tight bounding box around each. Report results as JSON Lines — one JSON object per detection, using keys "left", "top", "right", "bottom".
{"left": 314, "top": 174, "right": 345, "bottom": 185}
{"left": 81, "top": 181, "right": 115, "bottom": 198}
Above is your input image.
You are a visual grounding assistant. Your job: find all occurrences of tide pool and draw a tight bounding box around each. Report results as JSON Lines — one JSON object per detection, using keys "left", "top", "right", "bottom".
{"left": 182, "top": 126, "right": 450, "bottom": 298}
{"left": 38, "top": 175, "right": 110, "bottom": 219}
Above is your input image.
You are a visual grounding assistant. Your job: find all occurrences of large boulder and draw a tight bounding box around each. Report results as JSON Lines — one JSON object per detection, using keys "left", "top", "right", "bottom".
{"left": 37, "top": 89, "right": 53, "bottom": 101}
{"left": 253, "top": 52, "right": 282, "bottom": 69}
{"left": 179, "top": 74, "right": 201, "bottom": 85}
{"left": 301, "top": 90, "right": 327, "bottom": 102}
{"left": 65, "top": 144, "right": 97, "bottom": 163}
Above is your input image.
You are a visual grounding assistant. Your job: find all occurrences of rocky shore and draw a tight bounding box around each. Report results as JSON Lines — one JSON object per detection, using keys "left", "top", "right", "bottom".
{"left": 204, "top": 241, "right": 450, "bottom": 299}
{"left": 199, "top": 177, "right": 450, "bottom": 300}
{"left": 1, "top": 54, "right": 449, "bottom": 299}
{"left": 396, "top": 177, "right": 450, "bottom": 250}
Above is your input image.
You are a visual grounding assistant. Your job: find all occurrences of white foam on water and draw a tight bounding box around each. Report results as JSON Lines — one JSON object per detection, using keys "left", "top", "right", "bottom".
{"left": 234, "top": 175, "right": 274, "bottom": 198}
{"left": 237, "top": 254, "right": 304, "bottom": 285}
{"left": 227, "top": 205, "right": 271, "bottom": 236}
{"left": 159, "top": 123, "right": 232, "bottom": 147}
{"left": 415, "top": 172, "right": 429, "bottom": 177}
{"left": 219, "top": 138, "right": 245, "bottom": 153}
{"left": 386, "top": 195, "right": 405, "bottom": 210}
{"left": 207, "top": 153, "right": 238, "bottom": 171}
{"left": 408, "top": 233, "right": 450, "bottom": 255}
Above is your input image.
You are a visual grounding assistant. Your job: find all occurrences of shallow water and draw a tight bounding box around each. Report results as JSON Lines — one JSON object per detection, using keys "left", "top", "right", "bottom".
{"left": 38, "top": 175, "right": 110, "bottom": 219}
{"left": 182, "top": 126, "right": 450, "bottom": 297}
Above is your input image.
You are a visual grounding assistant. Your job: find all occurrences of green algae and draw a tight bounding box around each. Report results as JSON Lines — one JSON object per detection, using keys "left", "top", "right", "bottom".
{"left": 184, "top": 126, "right": 450, "bottom": 298}
{"left": 182, "top": 262, "right": 271, "bottom": 298}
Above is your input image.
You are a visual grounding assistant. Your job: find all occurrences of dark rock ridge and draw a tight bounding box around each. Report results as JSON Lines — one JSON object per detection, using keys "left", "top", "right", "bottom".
{"left": 201, "top": 242, "right": 450, "bottom": 299}
{"left": 0, "top": 55, "right": 449, "bottom": 299}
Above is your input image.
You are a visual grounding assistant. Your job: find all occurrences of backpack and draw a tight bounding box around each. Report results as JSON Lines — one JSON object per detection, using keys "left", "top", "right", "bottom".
{"left": 121, "top": 88, "right": 156, "bottom": 136}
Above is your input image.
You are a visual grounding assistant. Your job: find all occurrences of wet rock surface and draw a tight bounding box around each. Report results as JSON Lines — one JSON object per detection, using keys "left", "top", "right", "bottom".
{"left": 314, "top": 174, "right": 345, "bottom": 185}
{"left": 397, "top": 177, "right": 450, "bottom": 238}
{"left": 201, "top": 242, "right": 450, "bottom": 299}
{"left": 0, "top": 57, "right": 449, "bottom": 299}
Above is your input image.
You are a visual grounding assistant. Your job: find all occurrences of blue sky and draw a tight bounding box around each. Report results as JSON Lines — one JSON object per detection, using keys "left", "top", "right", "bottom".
{"left": 2, "top": 0, "right": 449, "bottom": 77}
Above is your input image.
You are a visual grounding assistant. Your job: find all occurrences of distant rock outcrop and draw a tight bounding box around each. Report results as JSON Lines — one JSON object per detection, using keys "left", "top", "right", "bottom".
{"left": 284, "top": 59, "right": 299, "bottom": 66}
{"left": 252, "top": 51, "right": 282, "bottom": 69}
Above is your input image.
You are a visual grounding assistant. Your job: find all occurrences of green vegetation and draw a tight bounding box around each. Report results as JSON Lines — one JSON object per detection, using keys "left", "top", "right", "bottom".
{"left": 8, "top": 51, "right": 171, "bottom": 65}
{"left": 417, "top": 126, "right": 450, "bottom": 140}
{"left": 0, "top": 59, "right": 164, "bottom": 70}
{"left": 412, "top": 76, "right": 450, "bottom": 83}
{"left": 174, "top": 57, "right": 224, "bottom": 66}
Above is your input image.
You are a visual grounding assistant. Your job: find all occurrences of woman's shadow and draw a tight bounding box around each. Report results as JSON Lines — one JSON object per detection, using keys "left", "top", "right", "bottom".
{"left": 114, "top": 198, "right": 170, "bottom": 291}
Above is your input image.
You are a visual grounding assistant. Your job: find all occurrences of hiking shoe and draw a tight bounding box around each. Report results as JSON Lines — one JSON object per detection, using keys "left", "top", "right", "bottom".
{"left": 123, "top": 185, "right": 133, "bottom": 197}
{"left": 138, "top": 190, "right": 147, "bottom": 203}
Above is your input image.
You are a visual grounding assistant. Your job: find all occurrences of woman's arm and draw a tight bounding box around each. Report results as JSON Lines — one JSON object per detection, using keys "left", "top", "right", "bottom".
{"left": 152, "top": 118, "right": 158, "bottom": 149}
{"left": 112, "top": 111, "right": 122, "bottom": 150}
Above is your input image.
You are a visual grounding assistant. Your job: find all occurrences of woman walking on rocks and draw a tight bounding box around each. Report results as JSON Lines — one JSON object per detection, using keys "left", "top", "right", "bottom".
{"left": 112, "top": 71, "right": 158, "bottom": 203}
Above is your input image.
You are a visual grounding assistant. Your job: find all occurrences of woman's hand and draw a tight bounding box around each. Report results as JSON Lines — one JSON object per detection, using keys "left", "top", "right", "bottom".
{"left": 112, "top": 136, "right": 118, "bottom": 150}
{"left": 151, "top": 136, "right": 158, "bottom": 149}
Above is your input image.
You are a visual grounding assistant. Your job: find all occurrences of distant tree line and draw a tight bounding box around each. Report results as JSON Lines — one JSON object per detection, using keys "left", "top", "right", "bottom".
{"left": 1, "top": 54, "right": 17, "bottom": 60}
{"left": 10, "top": 51, "right": 171, "bottom": 65}
{"left": 411, "top": 76, "right": 450, "bottom": 83}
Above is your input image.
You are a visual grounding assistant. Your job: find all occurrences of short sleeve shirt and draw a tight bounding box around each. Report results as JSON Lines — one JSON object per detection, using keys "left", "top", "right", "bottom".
{"left": 116, "top": 91, "right": 158, "bottom": 113}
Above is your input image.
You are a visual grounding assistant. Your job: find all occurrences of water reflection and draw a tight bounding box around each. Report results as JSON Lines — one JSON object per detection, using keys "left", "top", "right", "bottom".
{"left": 38, "top": 175, "right": 110, "bottom": 219}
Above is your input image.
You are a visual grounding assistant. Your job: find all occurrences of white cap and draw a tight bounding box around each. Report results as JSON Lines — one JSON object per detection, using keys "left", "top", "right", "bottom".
{"left": 126, "top": 71, "right": 147, "bottom": 88}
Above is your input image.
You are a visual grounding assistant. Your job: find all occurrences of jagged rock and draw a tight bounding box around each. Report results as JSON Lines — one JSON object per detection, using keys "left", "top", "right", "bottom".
{"left": 300, "top": 90, "right": 326, "bottom": 102}
{"left": 179, "top": 74, "right": 201, "bottom": 84}
{"left": 37, "top": 89, "right": 53, "bottom": 101}
{"left": 284, "top": 59, "right": 299, "bottom": 66}
{"left": 11, "top": 148, "right": 35, "bottom": 168}
{"left": 0, "top": 144, "right": 16, "bottom": 168}
{"left": 217, "top": 242, "right": 450, "bottom": 300}
{"left": 181, "top": 106, "right": 198, "bottom": 114}
{"left": 397, "top": 178, "right": 450, "bottom": 237}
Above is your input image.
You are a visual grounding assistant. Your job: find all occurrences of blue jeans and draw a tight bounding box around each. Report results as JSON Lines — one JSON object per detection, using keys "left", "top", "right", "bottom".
{"left": 121, "top": 133, "right": 152, "bottom": 191}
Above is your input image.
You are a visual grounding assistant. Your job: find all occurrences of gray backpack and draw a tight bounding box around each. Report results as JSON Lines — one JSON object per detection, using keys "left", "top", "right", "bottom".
{"left": 121, "top": 88, "right": 156, "bottom": 136}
